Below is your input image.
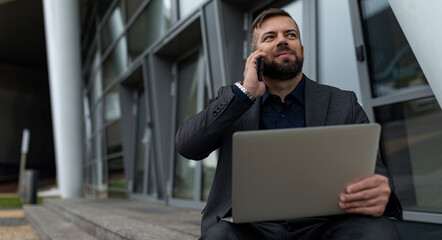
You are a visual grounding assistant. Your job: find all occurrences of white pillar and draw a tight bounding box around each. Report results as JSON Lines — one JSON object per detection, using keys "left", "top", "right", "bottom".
{"left": 43, "top": 0, "right": 83, "bottom": 198}
{"left": 388, "top": 0, "right": 442, "bottom": 108}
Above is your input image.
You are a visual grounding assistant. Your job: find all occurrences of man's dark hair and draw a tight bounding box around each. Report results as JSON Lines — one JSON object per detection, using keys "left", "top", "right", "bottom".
{"left": 249, "top": 8, "right": 301, "bottom": 51}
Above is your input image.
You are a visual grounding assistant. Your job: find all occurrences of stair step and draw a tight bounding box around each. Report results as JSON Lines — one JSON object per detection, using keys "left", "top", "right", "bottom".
{"left": 23, "top": 205, "right": 97, "bottom": 240}
{"left": 43, "top": 198, "right": 200, "bottom": 240}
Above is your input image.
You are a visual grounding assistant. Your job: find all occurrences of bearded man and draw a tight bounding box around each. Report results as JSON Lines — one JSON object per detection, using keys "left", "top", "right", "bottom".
{"left": 176, "top": 8, "right": 402, "bottom": 240}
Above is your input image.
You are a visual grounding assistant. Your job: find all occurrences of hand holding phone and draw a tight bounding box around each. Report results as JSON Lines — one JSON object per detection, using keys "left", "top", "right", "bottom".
{"left": 256, "top": 57, "right": 264, "bottom": 81}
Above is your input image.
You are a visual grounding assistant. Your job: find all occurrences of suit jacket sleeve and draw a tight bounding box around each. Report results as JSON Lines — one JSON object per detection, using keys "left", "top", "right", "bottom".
{"left": 175, "top": 85, "right": 251, "bottom": 160}
{"left": 350, "top": 92, "right": 403, "bottom": 220}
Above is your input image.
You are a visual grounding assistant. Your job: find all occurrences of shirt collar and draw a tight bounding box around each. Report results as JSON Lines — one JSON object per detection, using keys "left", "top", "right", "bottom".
{"left": 261, "top": 74, "right": 305, "bottom": 105}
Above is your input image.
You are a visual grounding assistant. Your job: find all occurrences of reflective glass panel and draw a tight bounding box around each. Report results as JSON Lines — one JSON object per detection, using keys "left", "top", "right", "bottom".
{"left": 101, "top": 1, "right": 125, "bottom": 52}
{"left": 126, "top": 0, "right": 144, "bottom": 21}
{"left": 375, "top": 97, "right": 442, "bottom": 213}
{"left": 91, "top": 52, "right": 103, "bottom": 104}
{"left": 281, "top": 1, "right": 303, "bottom": 43}
{"left": 106, "top": 120, "right": 122, "bottom": 154}
{"left": 102, "top": 38, "right": 129, "bottom": 88}
{"left": 127, "top": 0, "right": 172, "bottom": 63}
{"left": 147, "top": 149, "right": 159, "bottom": 197}
{"left": 202, "top": 150, "right": 217, "bottom": 201}
{"left": 178, "top": 0, "right": 205, "bottom": 19}
{"left": 134, "top": 90, "right": 147, "bottom": 193}
{"left": 108, "top": 157, "right": 126, "bottom": 189}
{"left": 173, "top": 52, "right": 200, "bottom": 199}
{"left": 201, "top": 84, "right": 216, "bottom": 201}
{"left": 105, "top": 85, "right": 121, "bottom": 122}
{"left": 360, "top": 0, "right": 427, "bottom": 97}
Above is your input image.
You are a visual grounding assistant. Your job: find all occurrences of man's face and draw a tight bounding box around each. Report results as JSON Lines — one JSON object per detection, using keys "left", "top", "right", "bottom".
{"left": 254, "top": 16, "right": 304, "bottom": 80}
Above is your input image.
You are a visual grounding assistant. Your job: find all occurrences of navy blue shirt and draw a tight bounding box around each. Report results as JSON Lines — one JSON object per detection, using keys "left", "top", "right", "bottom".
{"left": 260, "top": 76, "right": 305, "bottom": 129}
{"left": 232, "top": 75, "right": 306, "bottom": 130}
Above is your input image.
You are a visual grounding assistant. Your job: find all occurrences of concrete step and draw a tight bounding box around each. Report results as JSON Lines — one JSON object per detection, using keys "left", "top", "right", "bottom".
{"left": 43, "top": 198, "right": 201, "bottom": 240}
{"left": 23, "top": 205, "right": 97, "bottom": 240}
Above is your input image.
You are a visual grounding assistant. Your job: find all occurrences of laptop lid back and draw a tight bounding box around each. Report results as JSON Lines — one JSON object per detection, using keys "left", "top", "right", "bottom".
{"left": 231, "top": 123, "right": 380, "bottom": 223}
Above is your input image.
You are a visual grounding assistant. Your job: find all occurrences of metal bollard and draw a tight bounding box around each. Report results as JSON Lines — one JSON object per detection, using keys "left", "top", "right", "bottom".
{"left": 24, "top": 169, "right": 39, "bottom": 204}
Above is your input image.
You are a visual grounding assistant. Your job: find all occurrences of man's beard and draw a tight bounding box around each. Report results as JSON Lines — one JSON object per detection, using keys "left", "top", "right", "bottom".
{"left": 263, "top": 53, "right": 304, "bottom": 81}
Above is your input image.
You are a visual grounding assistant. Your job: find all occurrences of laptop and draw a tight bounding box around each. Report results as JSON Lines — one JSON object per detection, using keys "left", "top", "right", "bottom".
{"left": 226, "top": 123, "right": 381, "bottom": 223}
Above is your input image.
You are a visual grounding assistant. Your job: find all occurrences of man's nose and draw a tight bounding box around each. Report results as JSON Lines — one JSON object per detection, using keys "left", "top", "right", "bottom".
{"left": 276, "top": 35, "right": 288, "bottom": 47}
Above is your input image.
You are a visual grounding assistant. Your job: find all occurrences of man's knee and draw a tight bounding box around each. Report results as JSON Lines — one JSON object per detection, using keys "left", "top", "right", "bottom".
{"left": 328, "top": 215, "right": 400, "bottom": 240}
{"left": 199, "top": 221, "right": 265, "bottom": 240}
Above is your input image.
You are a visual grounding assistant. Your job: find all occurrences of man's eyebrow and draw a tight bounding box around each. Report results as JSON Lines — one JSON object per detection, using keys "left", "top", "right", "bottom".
{"left": 262, "top": 28, "right": 298, "bottom": 37}
{"left": 285, "top": 29, "right": 298, "bottom": 34}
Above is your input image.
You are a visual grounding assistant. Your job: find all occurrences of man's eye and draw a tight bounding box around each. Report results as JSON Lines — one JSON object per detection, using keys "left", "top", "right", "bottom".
{"left": 264, "top": 35, "right": 274, "bottom": 40}
{"left": 288, "top": 33, "right": 296, "bottom": 38}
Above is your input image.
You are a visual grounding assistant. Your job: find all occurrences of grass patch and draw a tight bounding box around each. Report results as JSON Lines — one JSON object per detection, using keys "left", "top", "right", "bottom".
{"left": 0, "top": 196, "right": 59, "bottom": 208}
{"left": 0, "top": 196, "right": 22, "bottom": 208}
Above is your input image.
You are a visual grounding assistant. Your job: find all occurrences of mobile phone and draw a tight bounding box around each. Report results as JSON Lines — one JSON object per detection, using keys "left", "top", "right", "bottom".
{"left": 256, "top": 57, "right": 264, "bottom": 81}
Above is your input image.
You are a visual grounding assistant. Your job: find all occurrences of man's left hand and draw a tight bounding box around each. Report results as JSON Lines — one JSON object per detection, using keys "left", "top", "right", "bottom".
{"left": 339, "top": 174, "right": 391, "bottom": 217}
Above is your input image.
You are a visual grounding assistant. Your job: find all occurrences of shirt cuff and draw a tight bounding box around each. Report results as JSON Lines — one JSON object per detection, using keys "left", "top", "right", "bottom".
{"left": 232, "top": 84, "right": 255, "bottom": 105}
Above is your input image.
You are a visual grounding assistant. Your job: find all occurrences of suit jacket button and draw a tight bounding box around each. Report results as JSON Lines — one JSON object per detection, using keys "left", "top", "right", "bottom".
{"left": 216, "top": 216, "right": 221, "bottom": 222}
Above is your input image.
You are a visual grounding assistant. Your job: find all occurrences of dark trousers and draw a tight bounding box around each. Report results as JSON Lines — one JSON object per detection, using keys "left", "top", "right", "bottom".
{"left": 200, "top": 215, "right": 400, "bottom": 240}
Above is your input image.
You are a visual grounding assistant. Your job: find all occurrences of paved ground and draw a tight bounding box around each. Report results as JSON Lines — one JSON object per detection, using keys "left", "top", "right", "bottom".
{"left": 0, "top": 208, "right": 40, "bottom": 239}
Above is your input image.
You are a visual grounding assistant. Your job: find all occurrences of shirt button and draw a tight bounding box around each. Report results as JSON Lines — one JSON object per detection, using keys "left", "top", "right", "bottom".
{"left": 281, "top": 114, "right": 285, "bottom": 118}
{"left": 216, "top": 216, "right": 221, "bottom": 222}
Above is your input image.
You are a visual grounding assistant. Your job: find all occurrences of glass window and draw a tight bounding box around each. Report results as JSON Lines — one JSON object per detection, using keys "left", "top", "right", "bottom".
{"left": 281, "top": 1, "right": 303, "bottom": 43}
{"left": 317, "top": 0, "right": 361, "bottom": 97}
{"left": 178, "top": 0, "right": 204, "bottom": 19}
{"left": 375, "top": 97, "right": 442, "bottom": 213}
{"left": 126, "top": 0, "right": 145, "bottom": 21}
{"left": 108, "top": 156, "right": 126, "bottom": 190}
{"left": 102, "top": 38, "right": 129, "bottom": 88}
{"left": 359, "top": 0, "right": 427, "bottom": 97}
{"left": 127, "top": 0, "right": 172, "bottom": 63}
{"left": 173, "top": 52, "right": 200, "bottom": 199}
{"left": 101, "top": 1, "right": 125, "bottom": 52}
{"left": 105, "top": 85, "right": 121, "bottom": 122}
{"left": 98, "top": 0, "right": 115, "bottom": 20}
{"left": 91, "top": 52, "right": 103, "bottom": 104}
{"left": 106, "top": 120, "right": 123, "bottom": 154}
{"left": 134, "top": 90, "right": 147, "bottom": 194}
{"left": 147, "top": 149, "right": 159, "bottom": 197}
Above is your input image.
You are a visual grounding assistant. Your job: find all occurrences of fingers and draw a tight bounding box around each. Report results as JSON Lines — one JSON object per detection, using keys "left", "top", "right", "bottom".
{"left": 243, "top": 50, "right": 266, "bottom": 79}
{"left": 345, "top": 174, "right": 389, "bottom": 194}
{"left": 242, "top": 50, "right": 267, "bottom": 98}
{"left": 339, "top": 174, "right": 391, "bottom": 217}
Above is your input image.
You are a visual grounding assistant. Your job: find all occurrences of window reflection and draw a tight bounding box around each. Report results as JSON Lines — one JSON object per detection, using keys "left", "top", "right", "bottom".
{"left": 173, "top": 52, "right": 200, "bottom": 199}
{"left": 101, "top": 1, "right": 125, "bottom": 52}
{"left": 108, "top": 157, "right": 126, "bottom": 192}
{"left": 178, "top": 0, "right": 205, "bottom": 19}
{"left": 376, "top": 97, "right": 442, "bottom": 213}
{"left": 127, "top": 0, "right": 172, "bottom": 63}
{"left": 134, "top": 90, "right": 147, "bottom": 194}
{"left": 102, "top": 38, "right": 129, "bottom": 88}
{"left": 106, "top": 120, "right": 122, "bottom": 154}
{"left": 126, "top": 0, "right": 144, "bottom": 21}
{"left": 105, "top": 85, "right": 121, "bottom": 122}
{"left": 360, "top": 0, "right": 427, "bottom": 97}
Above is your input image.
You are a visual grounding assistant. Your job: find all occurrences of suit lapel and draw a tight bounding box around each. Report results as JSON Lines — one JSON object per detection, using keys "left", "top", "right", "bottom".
{"left": 242, "top": 99, "right": 260, "bottom": 130}
{"left": 304, "top": 77, "right": 329, "bottom": 127}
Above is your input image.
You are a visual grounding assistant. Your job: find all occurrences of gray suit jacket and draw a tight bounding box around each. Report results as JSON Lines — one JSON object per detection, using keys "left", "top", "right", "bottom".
{"left": 175, "top": 76, "right": 402, "bottom": 234}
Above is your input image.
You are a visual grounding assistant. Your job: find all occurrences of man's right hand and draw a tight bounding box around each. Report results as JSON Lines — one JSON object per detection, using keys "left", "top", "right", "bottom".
{"left": 242, "top": 50, "right": 267, "bottom": 98}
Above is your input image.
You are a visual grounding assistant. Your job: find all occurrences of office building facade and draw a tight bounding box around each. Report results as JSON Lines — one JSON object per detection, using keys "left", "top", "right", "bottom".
{"left": 51, "top": 0, "right": 442, "bottom": 234}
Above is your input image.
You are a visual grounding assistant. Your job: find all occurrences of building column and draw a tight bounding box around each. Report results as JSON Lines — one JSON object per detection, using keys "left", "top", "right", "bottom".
{"left": 42, "top": 0, "right": 83, "bottom": 198}
{"left": 389, "top": 0, "right": 442, "bottom": 108}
